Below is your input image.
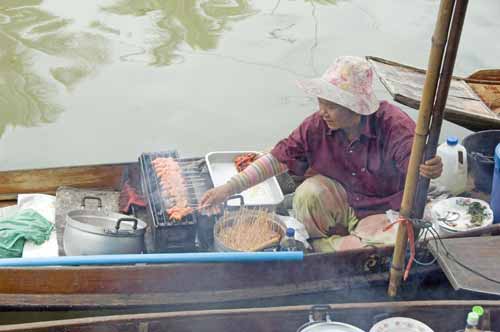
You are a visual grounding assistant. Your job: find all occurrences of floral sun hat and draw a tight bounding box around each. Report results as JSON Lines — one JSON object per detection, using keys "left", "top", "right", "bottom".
{"left": 297, "top": 56, "right": 380, "bottom": 115}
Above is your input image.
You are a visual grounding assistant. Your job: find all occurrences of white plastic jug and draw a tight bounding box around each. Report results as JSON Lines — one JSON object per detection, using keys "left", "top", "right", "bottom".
{"left": 435, "top": 136, "right": 468, "bottom": 195}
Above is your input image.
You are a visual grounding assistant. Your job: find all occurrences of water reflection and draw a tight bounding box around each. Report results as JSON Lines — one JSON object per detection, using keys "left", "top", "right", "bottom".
{"left": 0, "top": 0, "right": 338, "bottom": 139}
{"left": 0, "top": 1, "right": 109, "bottom": 136}
{"left": 102, "top": 0, "right": 258, "bottom": 66}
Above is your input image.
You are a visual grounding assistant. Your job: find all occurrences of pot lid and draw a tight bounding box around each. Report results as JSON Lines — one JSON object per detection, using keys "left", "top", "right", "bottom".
{"left": 67, "top": 210, "right": 147, "bottom": 236}
{"left": 300, "top": 322, "right": 366, "bottom": 332}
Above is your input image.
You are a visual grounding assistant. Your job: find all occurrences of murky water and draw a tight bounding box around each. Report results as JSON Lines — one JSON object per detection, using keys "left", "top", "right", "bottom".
{"left": 0, "top": 0, "right": 499, "bottom": 171}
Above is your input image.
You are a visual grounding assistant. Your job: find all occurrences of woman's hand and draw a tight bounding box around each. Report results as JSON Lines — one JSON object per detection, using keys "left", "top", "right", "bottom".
{"left": 419, "top": 156, "right": 443, "bottom": 179}
{"left": 199, "top": 184, "right": 233, "bottom": 208}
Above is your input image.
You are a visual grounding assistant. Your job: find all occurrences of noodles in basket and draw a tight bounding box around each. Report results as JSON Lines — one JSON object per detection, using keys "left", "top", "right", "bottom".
{"left": 216, "top": 208, "right": 282, "bottom": 251}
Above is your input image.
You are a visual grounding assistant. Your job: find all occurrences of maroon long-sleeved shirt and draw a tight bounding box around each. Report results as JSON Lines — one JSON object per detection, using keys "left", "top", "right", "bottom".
{"left": 271, "top": 101, "right": 416, "bottom": 219}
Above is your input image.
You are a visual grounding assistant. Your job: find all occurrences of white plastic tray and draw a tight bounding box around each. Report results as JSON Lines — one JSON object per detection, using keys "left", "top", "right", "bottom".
{"left": 205, "top": 151, "right": 284, "bottom": 207}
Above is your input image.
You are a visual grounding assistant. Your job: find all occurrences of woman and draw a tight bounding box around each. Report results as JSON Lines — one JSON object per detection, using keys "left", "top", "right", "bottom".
{"left": 200, "top": 56, "right": 442, "bottom": 252}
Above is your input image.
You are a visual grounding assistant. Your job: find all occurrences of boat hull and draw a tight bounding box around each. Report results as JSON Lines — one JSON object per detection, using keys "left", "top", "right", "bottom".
{"left": 1, "top": 300, "right": 500, "bottom": 332}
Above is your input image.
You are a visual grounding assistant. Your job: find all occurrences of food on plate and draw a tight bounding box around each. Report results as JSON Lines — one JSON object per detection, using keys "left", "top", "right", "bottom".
{"left": 433, "top": 197, "right": 493, "bottom": 232}
{"left": 456, "top": 198, "right": 488, "bottom": 227}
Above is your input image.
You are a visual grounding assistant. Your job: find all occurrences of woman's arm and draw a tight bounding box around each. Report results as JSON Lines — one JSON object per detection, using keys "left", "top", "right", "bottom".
{"left": 199, "top": 153, "right": 288, "bottom": 207}
{"left": 226, "top": 153, "right": 288, "bottom": 195}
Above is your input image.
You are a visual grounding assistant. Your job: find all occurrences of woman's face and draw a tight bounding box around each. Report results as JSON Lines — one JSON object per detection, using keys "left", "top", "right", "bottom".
{"left": 318, "top": 98, "right": 360, "bottom": 130}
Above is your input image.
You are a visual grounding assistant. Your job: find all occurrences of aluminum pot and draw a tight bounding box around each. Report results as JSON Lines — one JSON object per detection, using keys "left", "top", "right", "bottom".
{"left": 64, "top": 196, "right": 147, "bottom": 256}
{"left": 297, "top": 305, "right": 366, "bottom": 332}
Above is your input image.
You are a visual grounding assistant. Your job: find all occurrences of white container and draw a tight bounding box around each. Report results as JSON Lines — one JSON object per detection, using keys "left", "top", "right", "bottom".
{"left": 205, "top": 151, "right": 284, "bottom": 207}
{"left": 435, "top": 136, "right": 468, "bottom": 195}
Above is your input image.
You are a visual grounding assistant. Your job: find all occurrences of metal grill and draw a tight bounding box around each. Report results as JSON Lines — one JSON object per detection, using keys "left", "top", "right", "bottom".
{"left": 139, "top": 151, "right": 215, "bottom": 252}
{"left": 140, "top": 151, "right": 214, "bottom": 225}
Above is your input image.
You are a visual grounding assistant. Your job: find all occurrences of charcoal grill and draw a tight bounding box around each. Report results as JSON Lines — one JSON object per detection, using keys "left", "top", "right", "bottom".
{"left": 139, "top": 151, "right": 216, "bottom": 252}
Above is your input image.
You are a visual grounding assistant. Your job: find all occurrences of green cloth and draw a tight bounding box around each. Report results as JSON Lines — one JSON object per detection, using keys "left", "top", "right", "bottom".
{"left": 0, "top": 209, "right": 54, "bottom": 258}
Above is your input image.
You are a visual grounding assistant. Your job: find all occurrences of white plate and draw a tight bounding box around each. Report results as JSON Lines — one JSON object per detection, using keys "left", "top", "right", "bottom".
{"left": 370, "top": 317, "right": 433, "bottom": 332}
{"left": 431, "top": 197, "right": 493, "bottom": 232}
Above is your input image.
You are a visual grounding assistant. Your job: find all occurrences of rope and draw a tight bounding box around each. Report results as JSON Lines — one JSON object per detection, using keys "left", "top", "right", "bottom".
{"left": 412, "top": 219, "right": 437, "bottom": 266}
{"left": 386, "top": 216, "right": 500, "bottom": 285}
{"left": 384, "top": 217, "right": 415, "bottom": 281}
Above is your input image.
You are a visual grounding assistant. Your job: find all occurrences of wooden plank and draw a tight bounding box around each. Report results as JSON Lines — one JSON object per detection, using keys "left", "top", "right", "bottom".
{"left": 469, "top": 82, "right": 500, "bottom": 114}
{"left": 0, "top": 269, "right": 391, "bottom": 308}
{"left": 0, "top": 163, "right": 131, "bottom": 201}
{"left": 1, "top": 300, "right": 500, "bottom": 332}
{"left": 0, "top": 246, "right": 394, "bottom": 295}
{"left": 367, "top": 56, "right": 500, "bottom": 131}
{"left": 428, "top": 236, "right": 500, "bottom": 296}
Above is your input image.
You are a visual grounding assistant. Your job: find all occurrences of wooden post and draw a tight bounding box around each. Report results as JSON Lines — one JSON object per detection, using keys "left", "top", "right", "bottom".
{"left": 413, "top": 0, "right": 470, "bottom": 219}
{"left": 387, "top": 0, "right": 456, "bottom": 297}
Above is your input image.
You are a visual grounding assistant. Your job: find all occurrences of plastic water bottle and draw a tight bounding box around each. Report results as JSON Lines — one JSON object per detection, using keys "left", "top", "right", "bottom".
{"left": 436, "top": 136, "right": 468, "bottom": 195}
{"left": 492, "top": 143, "right": 500, "bottom": 223}
{"left": 455, "top": 310, "right": 482, "bottom": 332}
{"left": 279, "top": 228, "right": 305, "bottom": 252}
{"left": 472, "top": 305, "right": 488, "bottom": 331}
{"left": 464, "top": 312, "right": 480, "bottom": 332}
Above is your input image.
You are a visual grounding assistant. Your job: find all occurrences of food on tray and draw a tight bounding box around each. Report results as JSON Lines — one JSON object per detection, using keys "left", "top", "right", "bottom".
{"left": 152, "top": 157, "right": 193, "bottom": 221}
{"left": 234, "top": 153, "right": 258, "bottom": 172}
{"left": 216, "top": 208, "right": 281, "bottom": 251}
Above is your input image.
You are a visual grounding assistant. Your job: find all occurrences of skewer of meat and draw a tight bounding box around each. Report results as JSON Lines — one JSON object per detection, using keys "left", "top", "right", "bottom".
{"left": 153, "top": 157, "right": 192, "bottom": 221}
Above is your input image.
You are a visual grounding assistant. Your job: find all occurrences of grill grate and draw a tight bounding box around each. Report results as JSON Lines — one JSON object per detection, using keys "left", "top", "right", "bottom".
{"left": 139, "top": 151, "right": 216, "bottom": 252}
{"left": 139, "top": 151, "right": 214, "bottom": 226}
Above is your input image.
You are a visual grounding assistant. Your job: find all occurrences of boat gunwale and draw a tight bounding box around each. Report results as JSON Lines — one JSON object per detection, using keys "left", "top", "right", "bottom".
{"left": 1, "top": 300, "right": 500, "bottom": 332}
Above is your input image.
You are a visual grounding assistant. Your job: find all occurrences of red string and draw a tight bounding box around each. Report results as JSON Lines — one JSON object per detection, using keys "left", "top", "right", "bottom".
{"left": 384, "top": 217, "right": 415, "bottom": 281}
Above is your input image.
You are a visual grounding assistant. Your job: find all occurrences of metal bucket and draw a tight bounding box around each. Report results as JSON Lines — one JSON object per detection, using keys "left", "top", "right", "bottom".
{"left": 463, "top": 129, "right": 500, "bottom": 193}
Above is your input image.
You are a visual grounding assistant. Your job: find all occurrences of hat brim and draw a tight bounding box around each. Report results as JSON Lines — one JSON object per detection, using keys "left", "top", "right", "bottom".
{"left": 297, "top": 78, "right": 379, "bottom": 116}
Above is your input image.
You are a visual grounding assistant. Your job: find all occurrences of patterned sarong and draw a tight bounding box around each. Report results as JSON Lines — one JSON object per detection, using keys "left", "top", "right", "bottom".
{"left": 293, "top": 175, "right": 398, "bottom": 252}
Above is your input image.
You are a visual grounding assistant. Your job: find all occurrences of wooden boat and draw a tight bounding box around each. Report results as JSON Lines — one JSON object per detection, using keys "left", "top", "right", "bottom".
{"left": 367, "top": 56, "right": 500, "bottom": 131}
{"left": 0, "top": 163, "right": 499, "bottom": 311}
{"left": 1, "top": 300, "right": 499, "bottom": 331}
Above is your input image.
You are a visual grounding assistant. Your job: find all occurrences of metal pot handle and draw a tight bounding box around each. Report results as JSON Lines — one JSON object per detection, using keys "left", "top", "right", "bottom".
{"left": 308, "top": 305, "right": 332, "bottom": 323}
{"left": 115, "top": 218, "right": 139, "bottom": 231}
{"left": 223, "top": 195, "right": 245, "bottom": 209}
{"left": 81, "top": 196, "right": 103, "bottom": 210}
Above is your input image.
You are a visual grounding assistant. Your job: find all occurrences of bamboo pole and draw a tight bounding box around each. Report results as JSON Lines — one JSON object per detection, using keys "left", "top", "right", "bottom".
{"left": 413, "top": 0, "right": 470, "bottom": 219}
{"left": 387, "top": 0, "right": 456, "bottom": 297}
